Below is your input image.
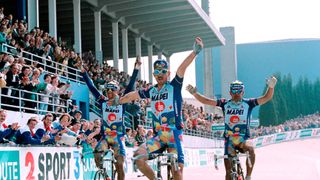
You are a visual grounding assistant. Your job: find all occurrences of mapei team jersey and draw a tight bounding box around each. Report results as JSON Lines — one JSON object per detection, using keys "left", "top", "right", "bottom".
{"left": 217, "top": 98, "right": 259, "bottom": 139}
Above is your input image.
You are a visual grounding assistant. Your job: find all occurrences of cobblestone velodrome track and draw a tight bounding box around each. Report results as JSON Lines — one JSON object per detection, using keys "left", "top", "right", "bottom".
{"left": 128, "top": 138, "right": 320, "bottom": 180}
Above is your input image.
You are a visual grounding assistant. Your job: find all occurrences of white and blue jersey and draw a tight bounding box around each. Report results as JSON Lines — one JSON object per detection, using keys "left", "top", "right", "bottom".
{"left": 217, "top": 98, "right": 259, "bottom": 139}
{"left": 82, "top": 69, "right": 138, "bottom": 136}
{"left": 138, "top": 75, "right": 184, "bottom": 131}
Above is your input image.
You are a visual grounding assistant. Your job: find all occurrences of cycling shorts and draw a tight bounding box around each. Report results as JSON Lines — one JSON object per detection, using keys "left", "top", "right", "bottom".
{"left": 224, "top": 134, "right": 246, "bottom": 157}
{"left": 95, "top": 133, "right": 126, "bottom": 157}
{"left": 145, "top": 127, "right": 184, "bottom": 164}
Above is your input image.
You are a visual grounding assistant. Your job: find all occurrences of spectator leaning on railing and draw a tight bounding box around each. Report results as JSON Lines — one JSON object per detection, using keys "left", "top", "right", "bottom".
{"left": 0, "top": 109, "right": 19, "bottom": 143}
{"left": 35, "top": 113, "right": 56, "bottom": 145}
{"left": 15, "top": 117, "right": 51, "bottom": 145}
{"left": 51, "top": 113, "right": 78, "bottom": 146}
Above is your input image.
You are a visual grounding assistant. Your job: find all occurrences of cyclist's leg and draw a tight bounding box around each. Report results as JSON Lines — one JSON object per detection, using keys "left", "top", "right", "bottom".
{"left": 167, "top": 129, "right": 184, "bottom": 180}
{"left": 94, "top": 139, "right": 109, "bottom": 169}
{"left": 224, "top": 137, "right": 234, "bottom": 180}
{"left": 239, "top": 141, "right": 255, "bottom": 179}
{"left": 112, "top": 135, "right": 126, "bottom": 180}
{"left": 134, "top": 135, "right": 164, "bottom": 179}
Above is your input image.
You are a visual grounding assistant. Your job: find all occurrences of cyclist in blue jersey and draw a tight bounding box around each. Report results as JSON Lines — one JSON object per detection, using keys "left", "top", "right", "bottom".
{"left": 79, "top": 57, "right": 141, "bottom": 180}
{"left": 186, "top": 77, "right": 277, "bottom": 180}
{"left": 109, "top": 37, "right": 204, "bottom": 180}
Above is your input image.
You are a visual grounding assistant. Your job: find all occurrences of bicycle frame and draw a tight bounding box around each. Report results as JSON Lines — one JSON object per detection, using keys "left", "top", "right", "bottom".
{"left": 214, "top": 151, "right": 251, "bottom": 180}
{"left": 132, "top": 152, "right": 178, "bottom": 180}
{"left": 81, "top": 149, "right": 117, "bottom": 180}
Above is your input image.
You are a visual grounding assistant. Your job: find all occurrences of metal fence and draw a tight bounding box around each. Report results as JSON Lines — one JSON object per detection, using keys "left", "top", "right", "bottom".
{"left": 0, "top": 87, "right": 69, "bottom": 116}
{"left": 1, "top": 44, "right": 84, "bottom": 84}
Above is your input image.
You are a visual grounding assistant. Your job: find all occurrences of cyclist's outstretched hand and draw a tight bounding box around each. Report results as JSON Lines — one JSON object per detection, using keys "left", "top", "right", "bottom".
{"left": 134, "top": 56, "right": 142, "bottom": 69}
{"left": 107, "top": 94, "right": 120, "bottom": 106}
{"left": 186, "top": 84, "right": 197, "bottom": 95}
{"left": 266, "top": 76, "right": 277, "bottom": 88}
{"left": 193, "top": 37, "right": 204, "bottom": 55}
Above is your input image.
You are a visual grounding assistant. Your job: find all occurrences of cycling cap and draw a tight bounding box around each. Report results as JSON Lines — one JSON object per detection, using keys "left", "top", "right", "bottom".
{"left": 105, "top": 80, "right": 120, "bottom": 92}
{"left": 153, "top": 59, "right": 169, "bottom": 70}
{"left": 230, "top": 80, "right": 244, "bottom": 94}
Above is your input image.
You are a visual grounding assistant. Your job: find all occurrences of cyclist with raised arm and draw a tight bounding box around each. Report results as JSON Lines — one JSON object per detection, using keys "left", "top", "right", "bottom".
{"left": 109, "top": 37, "right": 204, "bottom": 180}
{"left": 186, "top": 78, "right": 277, "bottom": 180}
{"left": 79, "top": 57, "right": 141, "bottom": 180}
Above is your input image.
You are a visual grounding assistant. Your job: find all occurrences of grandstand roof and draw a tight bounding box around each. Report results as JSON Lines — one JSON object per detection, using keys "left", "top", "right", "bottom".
{"left": 88, "top": 0, "right": 225, "bottom": 56}
{"left": 40, "top": 0, "right": 225, "bottom": 58}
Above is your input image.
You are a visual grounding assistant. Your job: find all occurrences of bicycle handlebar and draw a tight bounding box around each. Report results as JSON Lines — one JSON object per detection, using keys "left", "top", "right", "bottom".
{"left": 132, "top": 152, "right": 177, "bottom": 161}
{"left": 132, "top": 152, "right": 179, "bottom": 172}
{"left": 214, "top": 151, "right": 252, "bottom": 170}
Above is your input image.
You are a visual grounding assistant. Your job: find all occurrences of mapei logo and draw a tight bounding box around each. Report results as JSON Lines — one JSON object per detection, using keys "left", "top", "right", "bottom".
{"left": 230, "top": 115, "right": 240, "bottom": 124}
{"left": 108, "top": 113, "right": 117, "bottom": 122}
{"left": 155, "top": 101, "right": 165, "bottom": 112}
{"left": 226, "top": 109, "right": 244, "bottom": 115}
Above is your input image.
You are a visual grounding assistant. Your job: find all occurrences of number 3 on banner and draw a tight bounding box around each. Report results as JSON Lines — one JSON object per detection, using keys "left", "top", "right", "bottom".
{"left": 25, "top": 152, "right": 35, "bottom": 180}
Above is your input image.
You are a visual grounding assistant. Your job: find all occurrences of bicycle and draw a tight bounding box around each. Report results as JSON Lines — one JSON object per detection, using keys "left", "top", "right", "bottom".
{"left": 214, "top": 150, "right": 252, "bottom": 180}
{"left": 81, "top": 149, "right": 117, "bottom": 180}
{"left": 132, "top": 152, "right": 179, "bottom": 180}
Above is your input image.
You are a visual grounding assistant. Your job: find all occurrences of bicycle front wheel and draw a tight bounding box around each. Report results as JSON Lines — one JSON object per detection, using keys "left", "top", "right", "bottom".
{"left": 94, "top": 169, "right": 107, "bottom": 180}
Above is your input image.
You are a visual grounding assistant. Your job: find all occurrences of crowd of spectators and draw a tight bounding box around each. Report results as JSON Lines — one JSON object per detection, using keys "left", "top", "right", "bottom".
{"left": 251, "top": 113, "right": 320, "bottom": 138}
{"left": 0, "top": 109, "right": 94, "bottom": 146}
{"left": 0, "top": 7, "right": 79, "bottom": 114}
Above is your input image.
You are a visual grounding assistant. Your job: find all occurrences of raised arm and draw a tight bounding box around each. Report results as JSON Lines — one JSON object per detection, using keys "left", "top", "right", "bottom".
{"left": 176, "top": 37, "right": 203, "bottom": 78}
{"left": 80, "top": 65, "right": 104, "bottom": 100}
{"left": 119, "top": 91, "right": 141, "bottom": 104}
{"left": 257, "top": 76, "right": 277, "bottom": 105}
{"left": 124, "top": 56, "right": 141, "bottom": 95}
{"left": 186, "top": 84, "right": 217, "bottom": 106}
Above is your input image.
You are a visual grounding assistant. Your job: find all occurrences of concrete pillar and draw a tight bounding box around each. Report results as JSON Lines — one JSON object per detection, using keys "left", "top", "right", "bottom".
{"left": 165, "top": 55, "right": 171, "bottom": 72}
{"left": 157, "top": 51, "right": 162, "bottom": 59}
{"left": 202, "top": 0, "right": 215, "bottom": 113}
{"left": 220, "top": 27, "right": 237, "bottom": 98}
{"left": 166, "top": 55, "right": 171, "bottom": 81}
{"left": 147, "top": 44, "right": 153, "bottom": 84}
{"left": 135, "top": 36, "right": 142, "bottom": 79}
{"left": 112, "top": 20, "right": 119, "bottom": 70}
{"left": 17, "top": 0, "right": 26, "bottom": 21}
{"left": 121, "top": 27, "right": 129, "bottom": 74}
{"left": 27, "top": 0, "right": 39, "bottom": 30}
{"left": 94, "top": 11, "right": 103, "bottom": 64}
{"left": 48, "top": 0, "right": 57, "bottom": 38}
{"left": 73, "top": 0, "right": 82, "bottom": 54}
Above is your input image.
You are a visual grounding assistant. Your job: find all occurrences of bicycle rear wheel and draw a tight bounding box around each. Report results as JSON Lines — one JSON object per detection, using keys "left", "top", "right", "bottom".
{"left": 167, "top": 164, "right": 173, "bottom": 180}
{"left": 237, "top": 164, "right": 245, "bottom": 180}
{"left": 94, "top": 169, "right": 107, "bottom": 180}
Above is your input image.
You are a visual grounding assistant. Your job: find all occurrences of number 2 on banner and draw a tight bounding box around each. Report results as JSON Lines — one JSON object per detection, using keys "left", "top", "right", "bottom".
{"left": 25, "top": 152, "right": 35, "bottom": 180}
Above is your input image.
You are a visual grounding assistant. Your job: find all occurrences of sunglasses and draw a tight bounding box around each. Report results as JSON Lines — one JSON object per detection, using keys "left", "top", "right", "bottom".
{"left": 231, "top": 88, "right": 243, "bottom": 94}
{"left": 153, "top": 69, "right": 168, "bottom": 76}
{"left": 106, "top": 88, "right": 117, "bottom": 92}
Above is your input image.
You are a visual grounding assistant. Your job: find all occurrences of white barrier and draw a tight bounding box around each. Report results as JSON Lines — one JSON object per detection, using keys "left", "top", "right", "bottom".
{"left": 0, "top": 128, "right": 319, "bottom": 179}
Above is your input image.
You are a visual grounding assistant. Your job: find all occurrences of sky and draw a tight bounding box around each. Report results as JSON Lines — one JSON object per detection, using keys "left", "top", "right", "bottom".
{"left": 116, "top": 0, "right": 320, "bottom": 99}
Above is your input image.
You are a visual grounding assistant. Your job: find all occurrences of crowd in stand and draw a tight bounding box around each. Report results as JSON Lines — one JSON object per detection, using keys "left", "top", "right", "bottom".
{"left": 0, "top": 7, "right": 78, "bottom": 115}
{"left": 251, "top": 113, "right": 320, "bottom": 138}
{"left": 0, "top": 7, "right": 319, "bottom": 147}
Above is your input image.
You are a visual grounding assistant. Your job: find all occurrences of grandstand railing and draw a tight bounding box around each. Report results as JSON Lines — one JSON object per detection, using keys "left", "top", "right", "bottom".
{"left": 1, "top": 44, "right": 83, "bottom": 84}
{"left": 0, "top": 87, "right": 69, "bottom": 116}
{"left": 184, "top": 128, "right": 215, "bottom": 139}
{"left": 89, "top": 93, "right": 102, "bottom": 117}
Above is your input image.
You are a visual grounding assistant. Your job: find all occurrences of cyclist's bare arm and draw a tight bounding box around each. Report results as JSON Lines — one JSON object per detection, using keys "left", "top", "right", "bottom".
{"left": 194, "top": 92, "right": 217, "bottom": 106}
{"left": 186, "top": 84, "right": 217, "bottom": 106}
{"left": 176, "top": 37, "right": 203, "bottom": 78}
{"left": 118, "top": 91, "right": 140, "bottom": 104}
{"left": 257, "top": 76, "right": 277, "bottom": 105}
{"left": 257, "top": 87, "right": 274, "bottom": 105}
